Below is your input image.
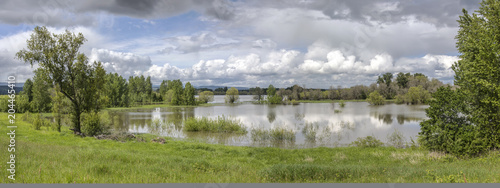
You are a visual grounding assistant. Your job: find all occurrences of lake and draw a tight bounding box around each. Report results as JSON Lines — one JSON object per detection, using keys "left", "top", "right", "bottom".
{"left": 106, "top": 96, "right": 428, "bottom": 148}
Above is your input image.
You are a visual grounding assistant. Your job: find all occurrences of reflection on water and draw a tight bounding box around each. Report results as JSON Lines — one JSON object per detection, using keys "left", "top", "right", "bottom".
{"left": 107, "top": 101, "right": 428, "bottom": 148}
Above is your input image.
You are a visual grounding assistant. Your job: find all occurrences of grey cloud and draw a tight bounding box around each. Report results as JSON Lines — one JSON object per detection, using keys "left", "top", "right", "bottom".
{"left": 246, "top": 0, "right": 481, "bottom": 26}
{"left": 0, "top": 0, "right": 235, "bottom": 26}
{"left": 89, "top": 48, "right": 152, "bottom": 78}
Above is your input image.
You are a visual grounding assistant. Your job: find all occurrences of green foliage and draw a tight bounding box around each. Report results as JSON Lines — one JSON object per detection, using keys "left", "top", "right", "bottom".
{"left": 394, "top": 94, "right": 406, "bottom": 104}
{"left": 31, "top": 69, "right": 52, "bottom": 113}
{"left": 451, "top": 0, "right": 500, "bottom": 154}
{"left": 183, "top": 82, "right": 196, "bottom": 105}
{"left": 350, "top": 136, "right": 384, "bottom": 148}
{"left": 23, "top": 78, "right": 33, "bottom": 102}
{"left": 251, "top": 87, "right": 264, "bottom": 101}
{"left": 339, "top": 100, "right": 346, "bottom": 107}
{"left": 366, "top": 91, "right": 385, "bottom": 105}
{"left": 405, "top": 86, "right": 430, "bottom": 104}
{"left": 198, "top": 91, "right": 214, "bottom": 103}
{"left": 50, "top": 84, "right": 71, "bottom": 132}
{"left": 16, "top": 26, "right": 105, "bottom": 133}
{"left": 81, "top": 111, "right": 108, "bottom": 136}
{"left": 377, "top": 73, "right": 393, "bottom": 87}
{"left": 396, "top": 72, "right": 411, "bottom": 89}
{"left": 267, "top": 84, "right": 276, "bottom": 96}
{"left": 104, "top": 73, "right": 129, "bottom": 107}
{"left": 15, "top": 94, "right": 30, "bottom": 113}
{"left": 267, "top": 95, "right": 283, "bottom": 104}
{"left": 184, "top": 116, "right": 247, "bottom": 133}
{"left": 419, "top": 87, "right": 484, "bottom": 156}
{"left": 32, "top": 114, "right": 43, "bottom": 130}
{"left": 170, "top": 80, "right": 184, "bottom": 105}
{"left": 225, "top": 87, "right": 239, "bottom": 104}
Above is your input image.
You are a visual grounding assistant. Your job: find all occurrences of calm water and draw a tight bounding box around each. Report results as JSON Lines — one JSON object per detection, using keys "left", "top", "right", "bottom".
{"left": 106, "top": 97, "right": 429, "bottom": 148}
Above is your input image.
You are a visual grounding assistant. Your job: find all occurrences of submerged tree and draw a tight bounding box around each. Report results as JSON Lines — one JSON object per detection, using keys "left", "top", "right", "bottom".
{"left": 16, "top": 26, "right": 105, "bottom": 134}
{"left": 225, "top": 87, "right": 239, "bottom": 104}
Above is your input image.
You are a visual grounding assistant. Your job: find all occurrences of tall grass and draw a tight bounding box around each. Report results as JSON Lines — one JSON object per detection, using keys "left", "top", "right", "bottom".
{"left": 184, "top": 115, "right": 247, "bottom": 134}
{"left": 251, "top": 126, "right": 295, "bottom": 142}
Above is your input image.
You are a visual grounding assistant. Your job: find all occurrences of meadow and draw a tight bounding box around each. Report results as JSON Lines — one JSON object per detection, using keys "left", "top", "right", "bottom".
{"left": 0, "top": 112, "right": 499, "bottom": 183}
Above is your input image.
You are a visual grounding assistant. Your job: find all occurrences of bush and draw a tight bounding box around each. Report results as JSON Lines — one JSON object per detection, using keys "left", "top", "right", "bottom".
{"left": 419, "top": 87, "right": 484, "bottom": 156}
{"left": 32, "top": 114, "right": 43, "bottom": 130}
{"left": 339, "top": 100, "right": 346, "bottom": 107}
{"left": 394, "top": 94, "right": 406, "bottom": 104}
{"left": 350, "top": 136, "right": 384, "bottom": 148}
{"left": 81, "top": 111, "right": 106, "bottom": 136}
{"left": 366, "top": 91, "right": 385, "bottom": 105}
{"left": 198, "top": 91, "right": 214, "bottom": 103}
{"left": 405, "top": 86, "right": 431, "bottom": 104}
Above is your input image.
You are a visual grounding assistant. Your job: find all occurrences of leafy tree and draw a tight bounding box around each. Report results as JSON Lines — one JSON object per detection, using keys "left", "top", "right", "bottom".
{"left": 367, "top": 91, "right": 385, "bottom": 105}
{"left": 170, "top": 79, "right": 184, "bottom": 105}
{"left": 419, "top": 87, "right": 483, "bottom": 156}
{"left": 198, "top": 91, "right": 214, "bottom": 103}
{"left": 16, "top": 26, "right": 105, "bottom": 134}
{"left": 377, "top": 73, "right": 393, "bottom": 87}
{"left": 31, "top": 69, "right": 52, "bottom": 112}
{"left": 104, "top": 73, "right": 129, "bottom": 107}
{"left": 252, "top": 87, "right": 264, "bottom": 101}
{"left": 50, "top": 84, "right": 71, "bottom": 132}
{"left": 184, "top": 82, "right": 196, "bottom": 105}
{"left": 420, "top": 0, "right": 500, "bottom": 156}
{"left": 225, "top": 87, "right": 239, "bottom": 104}
{"left": 405, "top": 86, "right": 431, "bottom": 105}
{"left": 267, "top": 84, "right": 276, "bottom": 97}
{"left": 23, "top": 78, "right": 33, "bottom": 102}
{"left": 396, "top": 72, "right": 410, "bottom": 89}
{"left": 452, "top": 0, "right": 500, "bottom": 153}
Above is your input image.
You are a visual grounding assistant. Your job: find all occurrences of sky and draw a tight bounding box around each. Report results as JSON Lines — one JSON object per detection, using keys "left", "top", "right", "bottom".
{"left": 0, "top": 0, "right": 482, "bottom": 89}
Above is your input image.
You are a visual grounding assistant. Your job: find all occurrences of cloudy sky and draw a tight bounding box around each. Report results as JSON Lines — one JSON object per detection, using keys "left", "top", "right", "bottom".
{"left": 0, "top": 0, "right": 481, "bottom": 88}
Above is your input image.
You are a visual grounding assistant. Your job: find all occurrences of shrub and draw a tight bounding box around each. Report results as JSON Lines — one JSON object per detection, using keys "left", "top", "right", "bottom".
{"left": 405, "top": 86, "right": 431, "bottom": 104}
{"left": 350, "top": 136, "right": 384, "bottom": 148}
{"left": 366, "top": 91, "right": 385, "bottom": 105}
{"left": 32, "top": 114, "right": 43, "bottom": 130}
{"left": 198, "top": 91, "right": 214, "bottom": 103}
{"left": 339, "top": 100, "right": 346, "bottom": 107}
{"left": 81, "top": 111, "right": 105, "bottom": 136}
{"left": 419, "top": 87, "right": 483, "bottom": 156}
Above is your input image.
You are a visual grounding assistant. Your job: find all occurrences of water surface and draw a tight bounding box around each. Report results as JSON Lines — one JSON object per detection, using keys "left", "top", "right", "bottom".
{"left": 107, "top": 98, "right": 428, "bottom": 148}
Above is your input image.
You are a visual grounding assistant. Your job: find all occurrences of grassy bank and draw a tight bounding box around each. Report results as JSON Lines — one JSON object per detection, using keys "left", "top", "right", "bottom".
{"left": 1, "top": 112, "right": 500, "bottom": 183}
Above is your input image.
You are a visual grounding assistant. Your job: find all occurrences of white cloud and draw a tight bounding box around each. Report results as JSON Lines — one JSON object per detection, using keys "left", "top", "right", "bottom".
{"left": 90, "top": 48, "right": 152, "bottom": 78}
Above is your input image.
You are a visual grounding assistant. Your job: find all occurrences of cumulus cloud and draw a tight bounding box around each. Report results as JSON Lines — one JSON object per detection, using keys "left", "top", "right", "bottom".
{"left": 90, "top": 48, "right": 152, "bottom": 78}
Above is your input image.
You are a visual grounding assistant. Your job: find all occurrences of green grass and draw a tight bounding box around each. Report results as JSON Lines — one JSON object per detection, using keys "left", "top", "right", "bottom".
{"left": 1, "top": 112, "right": 500, "bottom": 183}
{"left": 184, "top": 116, "right": 247, "bottom": 134}
{"left": 251, "top": 126, "right": 295, "bottom": 142}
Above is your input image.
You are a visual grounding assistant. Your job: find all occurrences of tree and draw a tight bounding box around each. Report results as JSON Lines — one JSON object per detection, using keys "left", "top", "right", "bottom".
{"left": 420, "top": 0, "right": 500, "bottom": 156}
{"left": 405, "top": 86, "right": 431, "bottom": 105}
{"left": 198, "top": 91, "right": 214, "bottom": 103}
{"left": 23, "top": 78, "right": 33, "bottom": 102}
{"left": 452, "top": 0, "right": 500, "bottom": 153}
{"left": 183, "top": 82, "right": 196, "bottom": 105}
{"left": 170, "top": 79, "right": 184, "bottom": 105}
{"left": 267, "top": 84, "right": 276, "bottom": 97}
{"left": 225, "top": 87, "right": 239, "bottom": 103}
{"left": 16, "top": 26, "right": 105, "bottom": 134}
{"left": 396, "top": 72, "right": 410, "bottom": 89}
{"left": 31, "top": 69, "right": 52, "bottom": 112}
{"left": 419, "top": 87, "right": 482, "bottom": 156}
{"left": 252, "top": 87, "right": 264, "bottom": 101}
{"left": 367, "top": 91, "right": 385, "bottom": 105}
{"left": 377, "top": 73, "right": 393, "bottom": 87}
{"left": 104, "top": 73, "right": 129, "bottom": 107}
